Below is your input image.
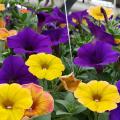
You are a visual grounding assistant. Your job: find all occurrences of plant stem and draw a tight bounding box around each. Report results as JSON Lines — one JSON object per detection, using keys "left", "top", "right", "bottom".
{"left": 94, "top": 112, "right": 99, "bottom": 120}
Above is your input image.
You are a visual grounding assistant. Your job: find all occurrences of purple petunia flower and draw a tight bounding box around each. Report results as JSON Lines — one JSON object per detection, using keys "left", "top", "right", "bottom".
{"left": 37, "top": 11, "right": 54, "bottom": 28}
{"left": 74, "top": 41, "right": 119, "bottom": 70}
{"left": 37, "top": 7, "right": 66, "bottom": 29}
{"left": 7, "top": 27, "right": 52, "bottom": 54}
{"left": 86, "top": 19, "right": 115, "bottom": 45}
{"left": 69, "top": 10, "right": 88, "bottom": 26}
{"left": 109, "top": 80, "right": 120, "bottom": 120}
{"left": 50, "top": 7, "right": 66, "bottom": 24}
{"left": 43, "top": 27, "right": 68, "bottom": 46}
{"left": 0, "top": 55, "right": 38, "bottom": 84}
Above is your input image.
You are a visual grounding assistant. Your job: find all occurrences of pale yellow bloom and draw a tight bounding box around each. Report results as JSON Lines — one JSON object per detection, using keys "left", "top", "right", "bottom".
{"left": 87, "top": 6, "right": 113, "bottom": 21}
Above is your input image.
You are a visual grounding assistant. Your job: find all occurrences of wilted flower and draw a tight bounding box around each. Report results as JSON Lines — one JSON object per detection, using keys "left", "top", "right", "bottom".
{"left": 26, "top": 53, "right": 65, "bottom": 80}
{"left": 87, "top": 6, "right": 113, "bottom": 21}
{"left": 74, "top": 41, "right": 119, "bottom": 70}
{"left": 7, "top": 27, "right": 52, "bottom": 54}
{"left": 43, "top": 27, "right": 68, "bottom": 46}
{"left": 0, "top": 83, "right": 33, "bottom": 120}
{"left": 23, "top": 83, "right": 54, "bottom": 117}
{"left": 60, "top": 72, "right": 81, "bottom": 92}
{"left": 74, "top": 80, "right": 120, "bottom": 113}
{"left": 0, "top": 55, "right": 38, "bottom": 84}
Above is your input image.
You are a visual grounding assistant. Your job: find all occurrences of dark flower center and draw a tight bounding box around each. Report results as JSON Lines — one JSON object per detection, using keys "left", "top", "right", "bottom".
{"left": 24, "top": 45, "right": 34, "bottom": 51}
{"left": 90, "top": 51, "right": 103, "bottom": 64}
{"left": 41, "top": 64, "right": 49, "bottom": 70}
{"left": 3, "top": 100, "right": 14, "bottom": 109}
{"left": 93, "top": 94, "right": 101, "bottom": 102}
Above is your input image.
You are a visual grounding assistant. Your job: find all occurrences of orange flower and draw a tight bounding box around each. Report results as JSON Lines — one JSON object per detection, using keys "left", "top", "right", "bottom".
{"left": 0, "top": 19, "right": 6, "bottom": 28}
{"left": 60, "top": 72, "right": 81, "bottom": 92}
{"left": 0, "top": 28, "right": 17, "bottom": 40}
{"left": 23, "top": 83, "right": 54, "bottom": 118}
{"left": 20, "top": 9, "right": 30, "bottom": 14}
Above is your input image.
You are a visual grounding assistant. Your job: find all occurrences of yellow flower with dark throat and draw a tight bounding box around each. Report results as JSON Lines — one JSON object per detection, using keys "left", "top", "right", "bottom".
{"left": 74, "top": 80, "right": 120, "bottom": 113}
{"left": 26, "top": 53, "right": 65, "bottom": 80}
{"left": 87, "top": 6, "right": 113, "bottom": 21}
{"left": 0, "top": 83, "right": 33, "bottom": 120}
{"left": 23, "top": 83, "right": 54, "bottom": 117}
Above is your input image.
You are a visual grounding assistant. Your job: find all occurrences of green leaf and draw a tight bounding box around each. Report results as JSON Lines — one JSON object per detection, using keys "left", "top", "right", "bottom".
{"left": 98, "top": 112, "right": 109, "bottom": 120}
{"left": 32, "top": 114, "right": 51, "bottom": 120}
{"left": 56, "top": 111, "right": 71, "bottom": 115}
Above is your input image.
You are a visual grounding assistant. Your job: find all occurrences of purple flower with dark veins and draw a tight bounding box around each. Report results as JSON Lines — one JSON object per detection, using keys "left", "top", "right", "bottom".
{"left": 0, "top": 55, "right": 38, "bottom": 84}
{"left": 43, "top": 27, "right": 68, "bottom": 46}
{"left": 7, "top": 27, "right": 52, "bottom": 54}
{"left": 74, "top": 41, "right": 119, "bottom": 70}
{"left": 86, "top": 19, "right": 115, "bottom": 45}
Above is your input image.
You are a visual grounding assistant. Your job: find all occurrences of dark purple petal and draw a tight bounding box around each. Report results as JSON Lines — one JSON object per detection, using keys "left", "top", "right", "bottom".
{"left": 7, "top": 27, "right": 52, "bottom": 54}
{"left": 86, "top": 19, "right": 115, "bottom": 45}
{"left": 43, "top": 27, "right": 68, "bottom": 46}
{"left": 0, "top": 55, "right": 38, "bottom": 84}
{"left": 69, "top": 10, "right": 88, "bottom": 26}
{"left": 116, "top": 80, "right": 120, "bottom": 93}
{"left": 51, "top": 7, "right": 66, "bottom": 24}
{"left": 109, "top": 104, "right": 120, "bottom": 120}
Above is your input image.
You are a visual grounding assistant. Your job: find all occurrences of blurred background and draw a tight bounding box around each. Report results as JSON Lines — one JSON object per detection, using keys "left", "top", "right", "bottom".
{"left": 28, "top": 0, "right": 120, "bottom": 13}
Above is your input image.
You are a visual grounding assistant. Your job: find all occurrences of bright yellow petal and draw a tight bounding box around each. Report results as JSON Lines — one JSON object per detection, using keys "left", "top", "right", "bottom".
{"left": 0, "top": 84, "right": 9, "bottom": 103}
{"left": 45, "top": 70, "right": 62, "bottom": 80}
{"left": 97, "top": 101, "right": 117, "bottom": 113}
{"left": 13, "top": 87, "right": 33, "bottom": 109}
{"left": 74, "top": 82, "right": 92, "bottom": 99}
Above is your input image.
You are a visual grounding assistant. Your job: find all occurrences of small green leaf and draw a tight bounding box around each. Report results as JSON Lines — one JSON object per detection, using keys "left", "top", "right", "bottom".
{"left": 32, "top": 114, "right": 51, "bottom": 120}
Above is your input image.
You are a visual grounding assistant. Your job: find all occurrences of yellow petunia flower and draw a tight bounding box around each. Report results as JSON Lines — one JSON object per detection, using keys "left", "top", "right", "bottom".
{"left": 0, "top": 4, "right": 5, "bottom": 11}
{"left": 87, "top": 6, "right": 113, "bottom": 21}
{"left": 26, "top": 53, "right": 65, "bottom": 80}
{"left": 23, "top": 83, "right": 54, "bottom": 117}
{"left": 74, "top": 80, "right": 120, "bottom": 113}
{"left": 0, "top": 83, "right": 33, "bottom": 120}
